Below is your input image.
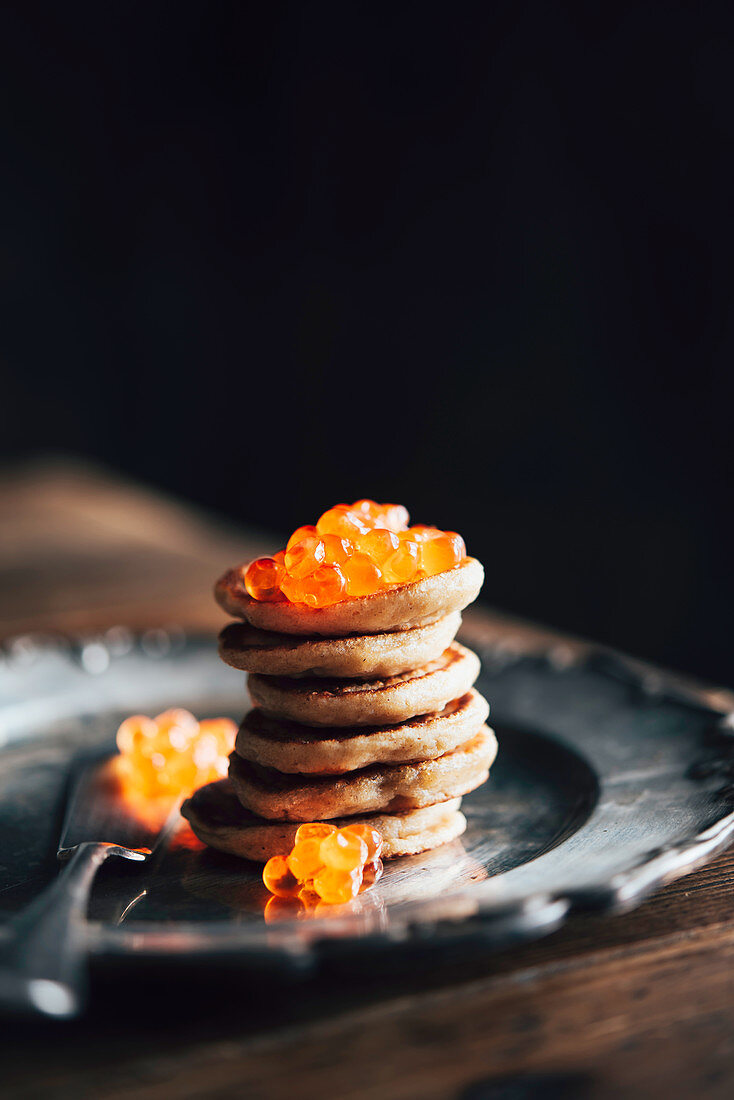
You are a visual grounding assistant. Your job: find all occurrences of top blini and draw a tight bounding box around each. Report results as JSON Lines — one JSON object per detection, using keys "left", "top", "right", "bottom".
{"left": 215, "top": 500, "right": 484, "bottom": 636}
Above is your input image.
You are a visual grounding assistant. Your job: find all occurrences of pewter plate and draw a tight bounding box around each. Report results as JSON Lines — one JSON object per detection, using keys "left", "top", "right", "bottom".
{"left": 1, "top": 627, "right": 734, "bottom": 980}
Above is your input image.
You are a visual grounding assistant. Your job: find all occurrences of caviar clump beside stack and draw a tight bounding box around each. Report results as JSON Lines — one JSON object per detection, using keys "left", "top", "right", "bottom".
{"left": 116, "top": 709, "right": 237, "bottom": 798}
{"left": 263, "top": 822, "right": 384, "bottom": 904}
{"left": 244, "top": 500, "right": 467, "bottom": 608}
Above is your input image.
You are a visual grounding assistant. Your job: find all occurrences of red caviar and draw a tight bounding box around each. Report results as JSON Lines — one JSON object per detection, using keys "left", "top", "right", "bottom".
{"left": 262, "top": 822, "right": 384, "bottom": 905}
{"left": 115, "top": 710, "right": 236, "bottom": 798}
{"left": 244, "top": 501, "right": 467, "bottom": 607}
{"left": 262, "top": 855, "right": 300, "bottom": 898}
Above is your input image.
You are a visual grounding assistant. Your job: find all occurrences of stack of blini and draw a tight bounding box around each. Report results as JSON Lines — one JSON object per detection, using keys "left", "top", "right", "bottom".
{"left": 183, "top": 556, "right": 497, "bottom": 862}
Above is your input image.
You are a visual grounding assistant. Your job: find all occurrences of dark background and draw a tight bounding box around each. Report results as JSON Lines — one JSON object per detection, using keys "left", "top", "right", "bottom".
{"left": 1, "top": 2, "right": 732, "bottom": 681}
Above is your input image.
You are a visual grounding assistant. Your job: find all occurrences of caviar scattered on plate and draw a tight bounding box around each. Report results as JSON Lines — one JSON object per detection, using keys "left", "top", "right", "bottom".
{"left": 263, "top": 821, "right": 384, "bottom": 905}
{"left": 116, "top": 709, "right": 236, "bottom": 797}
{"left": 244, "top": 500, "right": 467, "bottom": 608}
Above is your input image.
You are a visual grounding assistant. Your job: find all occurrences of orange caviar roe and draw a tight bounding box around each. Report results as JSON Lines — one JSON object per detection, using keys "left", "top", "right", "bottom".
{"left": 244, "top": 500, "right": 467, "bottom": 608}
{"left": 115, "top": 709, "right": 236, "bottom": 798}
{"left": 262, "top": 855, "right": 301, "bottom": 899}
{"left": 262, "top": 821, "right": 384, "bottom": 906}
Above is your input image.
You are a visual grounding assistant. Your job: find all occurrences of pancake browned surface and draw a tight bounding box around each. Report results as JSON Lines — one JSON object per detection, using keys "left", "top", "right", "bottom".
{"left": 218, "top": 612, "right": 462, "bottom": 679}
{"left": 229, "top": 726, "right": 497, "bottom": 821}
{"left": 182, "top": 779, "right": 466, "bottom": 861}
{"left": 215, "top": 557, "right": 484, "bottom": 636}
{"left": 235, "top": 690, "right": 490, "bottom": 774}
{"left": 247, "top": 642, "right": 480, "bottom": 727}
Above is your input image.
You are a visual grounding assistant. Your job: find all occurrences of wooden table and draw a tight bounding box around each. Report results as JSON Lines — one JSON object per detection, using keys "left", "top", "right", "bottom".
{"left": 2, "top": 462, "right": 734, "bottom": 1100}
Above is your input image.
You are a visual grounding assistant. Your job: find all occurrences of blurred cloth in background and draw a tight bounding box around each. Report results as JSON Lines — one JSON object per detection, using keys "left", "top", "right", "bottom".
{"left": 0, "top": 2, "right": 732, "bottom": 681}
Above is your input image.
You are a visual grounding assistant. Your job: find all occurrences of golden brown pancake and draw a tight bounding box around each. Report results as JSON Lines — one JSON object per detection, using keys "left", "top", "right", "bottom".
{"left": 218, "top": 611, "right": 462, "bottom": 679}
{"left": 247, "top": 642, "right": 480, "bottom": 728}
{"left": 235, "top": 690, "right": 490, "bottom": 774}
{"left": 215, "top": 557, "right": 484, "bottom": 637}
{"left": 228, "top": 725, "right": 497, "bottom": 821}
{"left": 181, "top": 779, "right": 466, "bottom": 861}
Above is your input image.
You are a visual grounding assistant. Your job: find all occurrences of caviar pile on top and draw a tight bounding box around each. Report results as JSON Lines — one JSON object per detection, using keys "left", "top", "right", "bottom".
{"left": 116, "top": 709, "right": 237, "bottom": 798}
{"left": 263, "top": 821, "right": 383, "bottom": 907}
{"left": 244, "top": 500, "right": 468, "bottom": 608}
